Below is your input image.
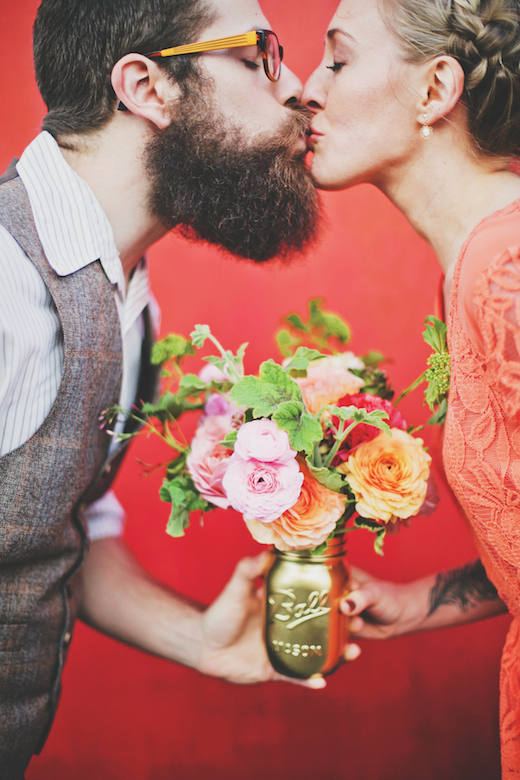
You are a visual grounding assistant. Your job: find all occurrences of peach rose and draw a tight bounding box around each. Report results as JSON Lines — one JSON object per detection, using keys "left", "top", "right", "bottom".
{"left": 338, "top": 428, "right": 431, "bottom": 523}
{"left": 244, "top": 459, "right": 346, "bottom": 551}
{"left": 295, "top": 356, "right": 364, "bottom": 414}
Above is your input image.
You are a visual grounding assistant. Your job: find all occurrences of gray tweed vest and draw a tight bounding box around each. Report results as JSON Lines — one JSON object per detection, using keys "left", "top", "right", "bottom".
{"left": 0, "top": 160, "right": 157, "bottom": 778}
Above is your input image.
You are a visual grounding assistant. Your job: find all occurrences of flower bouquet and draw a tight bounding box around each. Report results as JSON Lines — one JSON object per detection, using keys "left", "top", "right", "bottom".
{"left": 105, "top": 300, "right": 437, "bottom": 678}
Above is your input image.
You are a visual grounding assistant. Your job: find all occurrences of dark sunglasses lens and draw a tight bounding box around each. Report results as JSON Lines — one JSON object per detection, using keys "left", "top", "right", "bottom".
{"left": 265, "top": 32, "right": 282, "bottom": 80}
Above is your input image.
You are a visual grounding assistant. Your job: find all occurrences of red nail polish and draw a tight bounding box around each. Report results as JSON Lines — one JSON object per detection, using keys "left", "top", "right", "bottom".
{"left": 346, "top": 599, "right": 356, "bottom": 612}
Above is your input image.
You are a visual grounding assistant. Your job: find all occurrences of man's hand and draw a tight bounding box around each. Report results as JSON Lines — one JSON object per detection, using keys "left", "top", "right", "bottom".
{"left": 80, "top": 538, "right": 365, "bottom": 689}
{"left": 196, "top": 552, "right": 326, "bottom": 689}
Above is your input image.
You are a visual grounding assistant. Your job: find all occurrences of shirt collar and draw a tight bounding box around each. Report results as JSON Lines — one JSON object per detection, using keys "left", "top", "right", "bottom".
{"left": 16, "top": 131, "right": 125, "bottom": 294}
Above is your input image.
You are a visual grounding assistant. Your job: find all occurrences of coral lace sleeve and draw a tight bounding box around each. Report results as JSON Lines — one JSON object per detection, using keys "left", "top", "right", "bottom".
{"left": 444, "top": 201, "right": 520, "bottom": 778}
{"left": 463, "top": 242, "right": 520, "bottom": 420}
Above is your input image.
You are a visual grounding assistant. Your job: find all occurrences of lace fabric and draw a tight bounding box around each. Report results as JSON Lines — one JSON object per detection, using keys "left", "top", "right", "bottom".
{"left": 444, "top": 200, "right": 520, "bottom": 777}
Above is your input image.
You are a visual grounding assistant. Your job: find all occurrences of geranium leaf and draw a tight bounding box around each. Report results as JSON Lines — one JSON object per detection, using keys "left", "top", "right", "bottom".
{"left": 305, "top": 456, "right": 347, "bottom": 493}
{"left": 177, "top": 374, "right": 208, "bottom": 401}
{"left": 151, "top": 334, "right": 195, "bottom": 366}
{"left": 190, "top": 324, "right": 212, "bottom": 349}
{"left": 276, "top": 328, "right": 301, "bottom": 358}
{"left": 161, "top": 476, "right": 210, "bottom": 537}
{"left": 229, "top": 360, "right": 302, "bottom": 417}
{"left": 283, "top": 347, "right": 326, "bottom": 374}
{"left": 272, "top": 401, "right": 322, "bottom": 454}
{"left": 220, "top": 430, "right": 238, "bottom": 450}
{"left": 326, "top": 405, "right": 391, "bottom": 435}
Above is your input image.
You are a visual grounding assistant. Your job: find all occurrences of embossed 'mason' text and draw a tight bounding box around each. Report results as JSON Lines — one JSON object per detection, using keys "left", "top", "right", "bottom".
{"left": 271, "top": 640, "right": 323, "bottom": 657}
{"left": 268, "top": 589, "right": 330, "bottom": 629}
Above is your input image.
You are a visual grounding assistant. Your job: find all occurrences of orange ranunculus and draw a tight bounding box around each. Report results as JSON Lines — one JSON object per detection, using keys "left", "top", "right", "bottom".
{"left": 338, "top": 428, "right": 431, "bottom": 523}
{"left": 295, "top": 355, "right": 364, "bottom": 414}
{"left": 244, "top": 458, "right": 346, "bottom": 551}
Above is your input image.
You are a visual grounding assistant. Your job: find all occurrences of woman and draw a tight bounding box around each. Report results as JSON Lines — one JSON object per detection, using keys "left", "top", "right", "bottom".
{"left": 302, "top": 0, "right": 520, "bottom": 774}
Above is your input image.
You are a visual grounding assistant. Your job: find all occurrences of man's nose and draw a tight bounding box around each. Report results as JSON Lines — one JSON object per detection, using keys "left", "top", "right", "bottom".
{"left": 274, "top": 63, "right": 304, "bottom": 106}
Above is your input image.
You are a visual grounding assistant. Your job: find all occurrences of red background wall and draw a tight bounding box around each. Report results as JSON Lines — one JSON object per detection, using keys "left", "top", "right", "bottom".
{"left": 1, "top": 1, "right": 511, "bottom": 778}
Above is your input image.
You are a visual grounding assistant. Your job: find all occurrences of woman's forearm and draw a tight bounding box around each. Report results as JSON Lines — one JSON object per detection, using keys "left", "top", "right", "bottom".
{"left": 346, "top": 559, "right": 508, "bottom": 641}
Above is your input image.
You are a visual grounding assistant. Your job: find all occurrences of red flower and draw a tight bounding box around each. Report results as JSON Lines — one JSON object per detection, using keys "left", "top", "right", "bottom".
{"left": 332, "top": 393, "right": 407, "bottom": 463}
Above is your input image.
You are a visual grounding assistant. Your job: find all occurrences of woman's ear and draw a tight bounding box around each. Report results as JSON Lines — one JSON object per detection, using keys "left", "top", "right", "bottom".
{"left": 111, "top": 54, "right": 180, "bottom": 129}
{"left": 418, "top": 55, "right": 465, "bottom": 125}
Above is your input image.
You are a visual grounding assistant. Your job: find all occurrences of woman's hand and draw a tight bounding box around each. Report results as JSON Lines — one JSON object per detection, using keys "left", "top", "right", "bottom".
{"left": 342, "top": 566, "right": 426, "bottom": 641}
{"left": 340, "top": 560, "right": 508, "bottom": 651}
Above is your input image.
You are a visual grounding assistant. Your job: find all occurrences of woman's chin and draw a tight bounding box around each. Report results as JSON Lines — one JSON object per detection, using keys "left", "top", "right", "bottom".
{"left": 307, "top": 155, "right": 353, "bottom": 191}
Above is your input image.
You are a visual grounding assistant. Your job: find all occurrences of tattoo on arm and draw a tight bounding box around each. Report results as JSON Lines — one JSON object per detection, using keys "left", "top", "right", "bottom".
{"left": 428, "top": 560, "right": 499, "bottom": 616}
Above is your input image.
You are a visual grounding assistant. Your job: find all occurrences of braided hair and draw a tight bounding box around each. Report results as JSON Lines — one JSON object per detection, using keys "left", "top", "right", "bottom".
{"left": 381, "top": 0, "right": 520, "bottom": 157}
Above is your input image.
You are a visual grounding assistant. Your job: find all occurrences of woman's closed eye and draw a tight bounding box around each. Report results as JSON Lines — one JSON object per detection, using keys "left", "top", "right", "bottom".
{"left": 326, "top": 62, "right": 345, "bottom": 72}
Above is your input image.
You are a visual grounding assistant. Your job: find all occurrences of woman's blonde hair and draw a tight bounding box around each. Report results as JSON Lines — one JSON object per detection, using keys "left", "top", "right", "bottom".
{"left": 381, "top": 0, "right": 520, "bottom": 157}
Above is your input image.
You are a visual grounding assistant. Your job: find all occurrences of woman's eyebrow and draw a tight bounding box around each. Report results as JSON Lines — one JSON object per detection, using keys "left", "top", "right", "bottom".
{"left": 327, "top": 27, "right": 357, "bottom": 43}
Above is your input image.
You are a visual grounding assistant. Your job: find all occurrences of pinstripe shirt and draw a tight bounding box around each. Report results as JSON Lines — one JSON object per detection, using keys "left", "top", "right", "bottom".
{"left": 0, "top": 132, "right": 158, "bottom": 540}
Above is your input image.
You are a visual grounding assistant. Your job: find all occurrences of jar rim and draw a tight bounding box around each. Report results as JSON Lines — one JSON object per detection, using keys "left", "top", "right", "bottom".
{"left": 273, "top": 534, "right": 346, "bottom": 562}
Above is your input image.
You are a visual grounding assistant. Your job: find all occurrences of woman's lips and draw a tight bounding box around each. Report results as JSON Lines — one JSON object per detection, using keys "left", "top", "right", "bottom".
{"left": 306, "top": 128, "right": 323, "bottom": 148}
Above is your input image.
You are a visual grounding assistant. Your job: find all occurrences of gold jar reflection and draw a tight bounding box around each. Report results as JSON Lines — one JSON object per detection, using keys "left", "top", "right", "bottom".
{"left": 264, "top": 535, "right": 350, "bottom": 679}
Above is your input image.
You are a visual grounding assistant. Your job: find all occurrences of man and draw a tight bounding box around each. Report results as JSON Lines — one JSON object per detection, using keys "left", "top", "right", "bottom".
{"left": 0, "top": 0, "right": 322, "bottom": 775}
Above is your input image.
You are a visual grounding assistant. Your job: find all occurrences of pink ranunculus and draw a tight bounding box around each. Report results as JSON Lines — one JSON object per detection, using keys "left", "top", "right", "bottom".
{"left": 245, "top": 458, "right": 346, "bottom": 551}
{"left": 203, "top": 392, "right": 240, "bottom": 419}
{"left": 332, "top": 393, "right": 407, "bottom": 462}
{"left": 198, "top": 363, "right": 228, "bottom": 384}
{"left": 234, "top": 418, "right": 295, "bottom": 463}
{"left": 187, "top": 415, "right": 234, "bottom": 508}
{"left": 222, "top": 454, "right": 304, "bottom": 523}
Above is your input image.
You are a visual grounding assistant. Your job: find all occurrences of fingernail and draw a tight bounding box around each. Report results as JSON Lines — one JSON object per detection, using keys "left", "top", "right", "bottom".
{"left": 344, "top": 599, "right": 356, "bottom": 613}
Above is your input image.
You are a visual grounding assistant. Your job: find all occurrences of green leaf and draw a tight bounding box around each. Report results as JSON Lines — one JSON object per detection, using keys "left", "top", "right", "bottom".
{"left": 283, "top": 347, "right": 326, "bottom": 374}
{"left": 166, "top": 452, "right": 188, "bottom": 479}
{"left": 354, "top": 516, "right": 387, "bottom": 556}
{"left": 141, "top": 392, "right": 203, "bottom": 421}
{"left": 190, "top": 324, "right": 212, "bottom": 349}
{"left": 321, "top": 312, "right": 351, "bottom": 344}
{"left": 362, "top": 351, "right": 385, "bottom": 369}
{"left": 285, "top": 313, "right": 309, "bottom": 333}
{"left": 327, "top": 405, "right": 391, "bottom": 436}
{"left": 220, "top": 430, "right": 238, "bottom": 450}
{"left": 427, "top": 397, "right": 448, "bottom": 426}
{"left": 276, "top": 328, "right": 301, "bottom": 358}
{"left": 272, "top": 402, "right": 323, "bottom": 454}
{"left": 229, "top": 360, "right": 302, "bottom": 417}
{"left": 305, "top": 455, "right": 347, "bottom": 493}
{"left": 151, "top": 334, "right": 195, "bottom": 366}
{"left": 160, "top": 476, "right": 210, "bottom": 538}
{"left": 422, "top": 316, "right": 447, "bottom": 354}
{"left": 394, "top": 372, "right": 427, "bottom": 406}
{"left": 177, "top": 374, "right": 208, "bottom": 401}
{"left": 308, "top": 299, "right": 351, "bottom": 344}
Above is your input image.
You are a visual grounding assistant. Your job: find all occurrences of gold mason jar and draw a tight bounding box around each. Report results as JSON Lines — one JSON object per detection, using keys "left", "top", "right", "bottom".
{"left": 264, "top": 535, "right": 350, "bottom": 679}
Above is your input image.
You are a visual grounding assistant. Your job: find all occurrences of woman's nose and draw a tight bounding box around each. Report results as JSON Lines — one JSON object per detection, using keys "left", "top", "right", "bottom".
{"left": 302, "top": 67, "right": 327, "bottom": 112}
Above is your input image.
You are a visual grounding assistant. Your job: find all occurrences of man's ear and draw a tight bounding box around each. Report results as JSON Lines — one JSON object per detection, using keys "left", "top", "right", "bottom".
{"left": 417, "top": 55, "right": 465, "bottom": 126}
{"left": 111, "top": 54, "right": 180, "bottom": 129}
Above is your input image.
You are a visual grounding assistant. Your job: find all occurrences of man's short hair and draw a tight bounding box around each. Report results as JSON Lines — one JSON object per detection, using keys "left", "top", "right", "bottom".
{"left": 33, "top": 0, "right": 215, "bottom": 138}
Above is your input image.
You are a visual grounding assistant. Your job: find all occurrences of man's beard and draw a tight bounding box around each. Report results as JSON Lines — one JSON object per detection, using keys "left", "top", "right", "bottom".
{"left": 145, "top": 89, "right": 320, "bottom": 262}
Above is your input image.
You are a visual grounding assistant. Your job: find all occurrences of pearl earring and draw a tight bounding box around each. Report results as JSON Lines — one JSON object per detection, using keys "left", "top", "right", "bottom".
{"left": 419, "top": 114, "right": 433, "bottom": 139}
